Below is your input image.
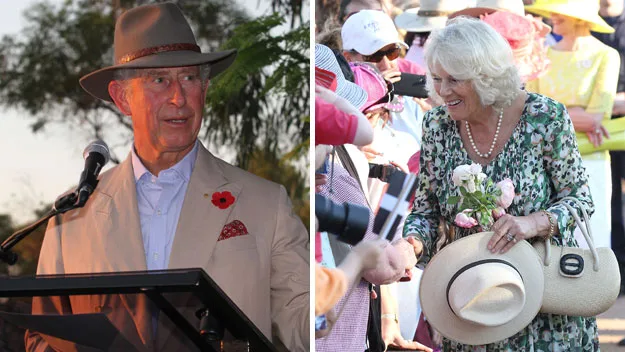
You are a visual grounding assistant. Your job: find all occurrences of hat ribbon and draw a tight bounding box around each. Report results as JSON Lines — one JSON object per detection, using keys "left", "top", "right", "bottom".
{"left": 118, "top": 43, "right": 201, "bottom": 65}
{"left": 417, "top": 10, "right": 455, "bottom": 17}
{"left": 445, "top": 258, "right": 522, "bottom": 312}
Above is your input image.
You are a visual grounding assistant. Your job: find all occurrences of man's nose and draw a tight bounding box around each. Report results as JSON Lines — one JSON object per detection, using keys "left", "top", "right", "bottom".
{"left": 169, "top": 80, "right": 186, "bottom": 107}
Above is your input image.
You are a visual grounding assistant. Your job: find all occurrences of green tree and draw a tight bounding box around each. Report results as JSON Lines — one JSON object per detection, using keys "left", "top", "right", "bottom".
{"left": 0, "top": 0, "right": 310, "bottom": 224}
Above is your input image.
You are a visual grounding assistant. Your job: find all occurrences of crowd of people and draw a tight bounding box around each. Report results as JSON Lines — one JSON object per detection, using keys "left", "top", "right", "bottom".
{"left": 314, "top": 0, "right": 625, "bottom": 350}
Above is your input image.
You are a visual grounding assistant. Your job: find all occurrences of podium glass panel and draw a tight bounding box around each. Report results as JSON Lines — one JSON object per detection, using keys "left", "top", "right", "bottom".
{"left": 0, "top": 269, "right": 277, "bottom": 352}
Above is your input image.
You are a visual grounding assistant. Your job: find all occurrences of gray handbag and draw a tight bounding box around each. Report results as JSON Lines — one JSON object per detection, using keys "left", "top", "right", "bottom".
{"left": 532, "top": 197, "right": 620, "bottom": 317}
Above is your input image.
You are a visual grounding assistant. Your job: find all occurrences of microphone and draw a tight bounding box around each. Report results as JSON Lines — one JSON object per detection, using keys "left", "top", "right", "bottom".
{"left": 76, "top": 140, "right": 110, "bottom": 207}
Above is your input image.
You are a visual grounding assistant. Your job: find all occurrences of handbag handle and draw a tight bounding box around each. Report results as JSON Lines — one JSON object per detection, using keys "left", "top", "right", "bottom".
{"left": 540, "top": 196, "right": 600, "bottom": 271}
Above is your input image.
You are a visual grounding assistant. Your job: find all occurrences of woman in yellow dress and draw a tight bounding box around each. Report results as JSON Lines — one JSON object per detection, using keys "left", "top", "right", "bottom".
{"left": 525, "top": 0, "right": 620, "bottom": 248}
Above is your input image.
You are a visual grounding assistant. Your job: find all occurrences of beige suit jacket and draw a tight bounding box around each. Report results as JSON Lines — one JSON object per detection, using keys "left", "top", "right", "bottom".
{"left": 25, "top": 144, "right": 310, "bottom": 351}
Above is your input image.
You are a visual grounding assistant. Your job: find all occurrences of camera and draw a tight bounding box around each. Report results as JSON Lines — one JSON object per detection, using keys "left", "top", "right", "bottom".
{"left": 368, "top": 163, "right": 401, "bottom": 183}
{"left": 315, "top": 194, "right": 370, "bottom": 245}
{"left": 393, "top": 73, "right": 429, "bottom": 99}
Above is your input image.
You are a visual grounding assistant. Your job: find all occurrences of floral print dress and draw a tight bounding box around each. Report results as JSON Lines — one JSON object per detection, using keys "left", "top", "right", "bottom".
{"left": 403, "top": 93, "right": 599, "bottom": 351}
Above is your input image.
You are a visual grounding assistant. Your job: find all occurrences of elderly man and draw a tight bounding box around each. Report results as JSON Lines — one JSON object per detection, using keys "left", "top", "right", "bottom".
{"left": 25, "top": 2, "right": 309, "bottom": 352}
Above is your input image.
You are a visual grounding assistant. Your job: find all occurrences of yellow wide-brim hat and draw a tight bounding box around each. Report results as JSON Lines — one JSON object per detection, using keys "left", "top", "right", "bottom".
{"left": 524, "top": 0, "right": 614, "bottom": 33}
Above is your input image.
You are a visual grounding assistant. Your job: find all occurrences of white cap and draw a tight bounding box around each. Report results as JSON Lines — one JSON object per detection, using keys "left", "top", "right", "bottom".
{"left": 341, "top": 10, "right": 408, "bottom": 56}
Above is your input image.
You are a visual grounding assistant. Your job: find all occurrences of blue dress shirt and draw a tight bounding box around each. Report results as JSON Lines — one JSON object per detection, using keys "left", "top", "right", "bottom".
{"left": 130, "top": 141, "right": 198, "bottom": 271}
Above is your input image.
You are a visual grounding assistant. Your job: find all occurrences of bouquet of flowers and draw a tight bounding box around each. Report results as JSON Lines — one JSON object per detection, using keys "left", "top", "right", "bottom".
{"left": 447, "top": 163, "right": 515, "bottom": 230}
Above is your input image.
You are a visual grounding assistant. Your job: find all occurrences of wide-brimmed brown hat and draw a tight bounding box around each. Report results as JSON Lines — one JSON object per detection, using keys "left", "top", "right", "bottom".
{"left": 79, "top": 2, "right": 237, "bottom": 102}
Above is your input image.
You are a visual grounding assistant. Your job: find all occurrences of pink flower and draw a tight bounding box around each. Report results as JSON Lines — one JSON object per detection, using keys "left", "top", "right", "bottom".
{"left": 492, "top": 207, "right": 506, "bottom": 220}
{"left": 496, "top": 178, "right": 515, "bottom": 209}
{"left": 455, "top": 211, "right": 478, "bottom": 228}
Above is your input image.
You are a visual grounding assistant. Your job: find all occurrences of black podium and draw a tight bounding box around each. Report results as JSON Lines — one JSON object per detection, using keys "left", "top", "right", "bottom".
{"left": 0, "top": 268, "right": 278, "bottom": 352}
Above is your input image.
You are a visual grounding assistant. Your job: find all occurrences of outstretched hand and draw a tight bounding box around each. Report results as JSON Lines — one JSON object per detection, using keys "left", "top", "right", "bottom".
{"left": 382, "top": 317, "right": 433, "bottom": 352}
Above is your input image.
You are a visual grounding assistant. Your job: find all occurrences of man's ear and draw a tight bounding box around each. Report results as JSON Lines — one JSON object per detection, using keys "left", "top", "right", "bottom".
{"left": 108, "top": 80, "right": 132, "bottom": 116}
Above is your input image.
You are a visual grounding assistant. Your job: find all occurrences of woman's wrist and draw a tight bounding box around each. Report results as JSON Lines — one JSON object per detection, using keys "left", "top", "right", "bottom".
{"left": 532, "top": 210, "right": 555, "bottom": 238}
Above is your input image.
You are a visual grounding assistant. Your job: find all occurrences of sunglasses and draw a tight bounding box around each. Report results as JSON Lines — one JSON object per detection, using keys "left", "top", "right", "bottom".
{"left": 356, "top": 44, "right": 402, "bottom": 63}
{"left": 362, "top": 82, "right": 395, "bottom": 112}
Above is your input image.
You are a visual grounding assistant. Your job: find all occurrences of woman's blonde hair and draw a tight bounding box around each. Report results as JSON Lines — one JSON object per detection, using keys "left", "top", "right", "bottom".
{"left": 424, "top": 16, "right": 521, "bottom": 109}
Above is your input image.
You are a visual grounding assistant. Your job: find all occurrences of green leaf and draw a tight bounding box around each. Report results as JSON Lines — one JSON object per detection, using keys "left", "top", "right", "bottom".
{"left": 447, "top": 196, "right": 460, "bottom": 205}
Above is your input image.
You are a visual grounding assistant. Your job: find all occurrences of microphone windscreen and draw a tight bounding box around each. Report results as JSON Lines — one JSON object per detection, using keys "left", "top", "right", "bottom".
{"left": 83, "top": 140, "right": 110, "bottom": 165}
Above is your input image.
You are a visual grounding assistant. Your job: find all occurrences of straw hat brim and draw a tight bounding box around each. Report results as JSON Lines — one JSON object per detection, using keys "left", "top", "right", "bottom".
{"left": 394, "top": 8, "right": 449, "bottom": 33}
{"left": 524, "top": 5, "right": 615, "bottom": 33}
{"left": 419, "top": 232, "right": 544, "bottom": 346}
{"left": 79, "top": 49, "right": 237, "bottom": 102}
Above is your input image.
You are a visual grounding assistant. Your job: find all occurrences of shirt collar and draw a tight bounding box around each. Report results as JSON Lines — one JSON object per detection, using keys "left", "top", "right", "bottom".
{"left": 131, "top": 140, "right": 199, "bottom": 183}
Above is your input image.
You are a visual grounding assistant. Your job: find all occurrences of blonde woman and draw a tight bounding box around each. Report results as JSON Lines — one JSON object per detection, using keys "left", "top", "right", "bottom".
{"left": 525, "top": 0, "right": 620, "bottom": 249}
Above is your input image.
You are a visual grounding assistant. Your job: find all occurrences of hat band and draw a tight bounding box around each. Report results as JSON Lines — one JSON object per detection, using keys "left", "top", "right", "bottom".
{"left": 417, "top": 10, "right": 454, "bottom": 17}
{"left": 446, "top": 258, "right": 522, "bottom": 312}
{"left": 117, "top": 43, "right": 201, "bottom": 65}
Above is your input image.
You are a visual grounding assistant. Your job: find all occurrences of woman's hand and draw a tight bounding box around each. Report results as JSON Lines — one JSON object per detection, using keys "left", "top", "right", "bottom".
{"left": 381, "top": 67, "right": 402, "bottom": 84}
{"left": 382, "top": 317, "right": 433, "bottom": 351}
{"left": 361, "top": 144, "right": 384, "bottom": 162}
{"left": 315, "top": 173, "right": 327, "bottom": 193}
{"left": 488, "top": 214, "right": 539, "bottom": 254}
{"left": 389, "top": 160, "right": 409, "bottom": 174}
{"left": 585, "top": 124, "right": 610, "bottom": 148}
{"left": 405, "top": 236, "right": 423, "bottom": 258}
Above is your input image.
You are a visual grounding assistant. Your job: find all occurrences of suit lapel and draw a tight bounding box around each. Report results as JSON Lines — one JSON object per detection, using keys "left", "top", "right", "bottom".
{"left": 168, "top": 146, "right": 242, "bottom": 270}
{"left": 158, "top": 146, "right": 241, "bottom": 349}
{"left": 95, "top": 153, "right": 153, "bottom": 348}
{"left": 96, "top": 154, "right": 147, "bottom": 271}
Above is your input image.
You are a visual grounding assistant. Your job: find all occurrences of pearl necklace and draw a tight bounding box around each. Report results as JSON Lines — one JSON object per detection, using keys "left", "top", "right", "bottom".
{"left": 465, "top": 108, "right": 503, "bottom": 159}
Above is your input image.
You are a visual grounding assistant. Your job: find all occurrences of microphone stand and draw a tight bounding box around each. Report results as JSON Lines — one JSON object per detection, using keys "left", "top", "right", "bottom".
{"left": 0, "top": 191, "right": 84, "bottom": 265}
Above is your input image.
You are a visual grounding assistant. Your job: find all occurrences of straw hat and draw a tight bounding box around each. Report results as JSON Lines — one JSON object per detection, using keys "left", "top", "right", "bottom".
{"left": 394, "top": 0, "right": 469, "bottom": 33}
{"left": 350, "top": 63, "right": 389, "bottom": 112}
{"left": 79, "top": 2, "right": 237, "bottom": 102}
{"left": 315, "top": 44, "right": 368, "bottom": 110}
{"left": 525, "top": 0, "right": 615, "bottom": 33}
{"left": 419, "top": 232, "right": 544, "bottom": 345}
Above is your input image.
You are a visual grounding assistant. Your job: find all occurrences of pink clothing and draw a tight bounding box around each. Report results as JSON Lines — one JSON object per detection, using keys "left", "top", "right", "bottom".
{"left": 397, "top": 57, "right": 425, "bottom": 75}
{"left": 315, "top": 97, "right": 359, "bottom": 146}
{"left": 316, "top": 232, "right": 323, "bottom": 263}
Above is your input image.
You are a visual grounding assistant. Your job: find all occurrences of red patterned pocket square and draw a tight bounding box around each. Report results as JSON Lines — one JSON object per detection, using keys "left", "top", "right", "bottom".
{"left": 218, "top": 220, "right": 249, "bottom": 241}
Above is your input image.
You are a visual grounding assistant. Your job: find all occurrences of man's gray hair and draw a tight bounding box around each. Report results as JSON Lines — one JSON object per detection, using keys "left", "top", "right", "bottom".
{"left": 423, "top": 17, "right": 521, "bottom": 109}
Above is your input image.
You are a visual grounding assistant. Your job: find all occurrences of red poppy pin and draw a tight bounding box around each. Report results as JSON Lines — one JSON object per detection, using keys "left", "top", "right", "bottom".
{"left": 211, "top": 191, "right": 235, "bottom": 209}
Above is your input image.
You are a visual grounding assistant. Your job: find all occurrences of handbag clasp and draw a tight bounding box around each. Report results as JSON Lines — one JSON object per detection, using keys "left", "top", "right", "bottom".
{"left": 559, "top": 254, "right": 584, "bottom": 277}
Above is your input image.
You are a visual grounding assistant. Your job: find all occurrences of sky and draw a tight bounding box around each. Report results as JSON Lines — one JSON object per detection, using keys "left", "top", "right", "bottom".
{"left": 0, "top": 0, "right": 300, "bottom": 224}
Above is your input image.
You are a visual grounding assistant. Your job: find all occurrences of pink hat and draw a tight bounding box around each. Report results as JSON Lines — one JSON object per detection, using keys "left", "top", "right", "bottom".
{"left": 480, "top": 11, "right": 550, "bottom": 82}
{"left": 349, "top": 63, "right": 391, "bottom": 113}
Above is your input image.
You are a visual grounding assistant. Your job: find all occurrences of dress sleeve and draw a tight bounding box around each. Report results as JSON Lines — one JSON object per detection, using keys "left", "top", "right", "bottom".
{"left": 586, "top": 47, "right": 620, "bottom": 120}
{"left": 542, "top": 102, "right": 595, "bottom": 244}
{"left": 402, "top": 110, "right": 441, "bottom": 266}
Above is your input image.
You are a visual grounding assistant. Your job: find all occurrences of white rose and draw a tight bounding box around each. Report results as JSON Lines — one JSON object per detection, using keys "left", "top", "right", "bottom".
{"left": 466, "top": 179, "right": 477, "bottom": 193}
{"left": 469, "top": 163, "right": 482, "bottom": 175}
{"left": 452, "top": 164, "right": 473, "bottom": 187}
